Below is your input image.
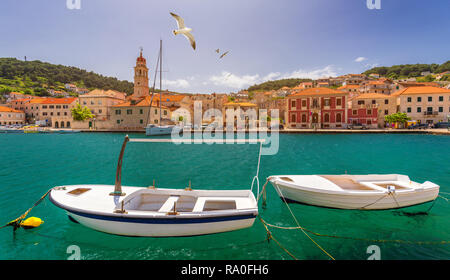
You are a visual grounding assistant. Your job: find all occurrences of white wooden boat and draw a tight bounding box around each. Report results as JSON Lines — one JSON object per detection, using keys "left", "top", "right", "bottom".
{"left": 269, "top": 174, "right": 439, "bottom": 210}
{"left": 49, "top": 136, "right": 261, "bottom": 237}
{"left": 49, "top": 185, "right": 257, "bottom": 237}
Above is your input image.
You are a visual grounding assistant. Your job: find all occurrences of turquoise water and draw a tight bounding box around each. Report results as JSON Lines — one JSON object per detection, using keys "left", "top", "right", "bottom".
{"left": 0, "top": 133, "right": 449, "bottom": 260}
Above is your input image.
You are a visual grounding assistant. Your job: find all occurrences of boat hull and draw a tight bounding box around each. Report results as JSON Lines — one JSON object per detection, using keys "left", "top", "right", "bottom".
{"left": 270, "top": 175, "right": 439, "bottom": 210}
{"left": 65, "top": 210, "right": 256, "bottom": 237}
{"left": 145, "top": 125, "right": 175, "bottom": 136}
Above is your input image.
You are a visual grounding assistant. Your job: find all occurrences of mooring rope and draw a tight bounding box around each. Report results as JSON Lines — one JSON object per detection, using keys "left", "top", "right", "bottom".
{"left": 0, "top": 189, "right": 51, "bottom": 231}
{"left": 259, "top": 217, "right": 450, "bottom": 245}
{"left": 260, "top": 178, "right": 450, "bottom": 259}
{"left": 262, "top": 178, "right": 335, "bottom": 260}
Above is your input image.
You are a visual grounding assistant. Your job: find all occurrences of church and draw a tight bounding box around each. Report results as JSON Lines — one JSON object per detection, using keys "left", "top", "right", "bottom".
{"left": 109, "top": 49, "right": 171, "bottom": 131}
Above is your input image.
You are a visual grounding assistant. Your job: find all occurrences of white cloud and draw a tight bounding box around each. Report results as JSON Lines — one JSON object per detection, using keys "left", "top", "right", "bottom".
{"left": 355, "top": 57, "right": 367, "bottom": 63}
{"left": 209, "top": 71, "right": 260, "bottom": 89}
{"left": 163, "top": 79, "right": 190, "bottom": 88}
{"left": 208, "top": 65, "right": 338, "bottom": 89}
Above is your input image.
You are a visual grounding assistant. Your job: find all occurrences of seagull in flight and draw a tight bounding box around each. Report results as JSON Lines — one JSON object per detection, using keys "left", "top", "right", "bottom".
{"left": 170, "top": 12, "right": 196, "bottom": 50}
{"left": 219, "top": 51, "right": 229, "bottom": 59}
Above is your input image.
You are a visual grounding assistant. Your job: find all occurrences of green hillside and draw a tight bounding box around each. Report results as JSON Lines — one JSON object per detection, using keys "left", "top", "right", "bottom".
{"left": 363, "top": 61, "right": 450, "bottom": 80}
{"left": 247, "top": 78, "right": 313, "bottom": 92}
{"left": 0, "top": 58, "right": 134, "bottom": 96}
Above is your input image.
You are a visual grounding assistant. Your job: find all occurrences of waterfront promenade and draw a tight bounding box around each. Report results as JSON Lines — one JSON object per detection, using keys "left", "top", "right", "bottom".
{"left": 71, "top": 128, "right": 450, "bottom": 135}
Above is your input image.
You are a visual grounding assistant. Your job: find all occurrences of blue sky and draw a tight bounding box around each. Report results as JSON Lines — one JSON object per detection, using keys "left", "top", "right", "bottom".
{"left": 0, "top": 0, "right": 449, "bottom": 93}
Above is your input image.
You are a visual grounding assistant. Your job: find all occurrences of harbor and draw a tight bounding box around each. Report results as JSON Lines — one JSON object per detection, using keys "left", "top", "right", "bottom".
{"left": 0, "top": 132, "right": 449, "bottom": 260}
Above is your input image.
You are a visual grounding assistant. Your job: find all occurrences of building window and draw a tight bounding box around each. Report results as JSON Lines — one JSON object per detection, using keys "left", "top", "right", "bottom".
{"left": 140, "top": 109, "right": 143, "bottom": 114}
{"left": 357, "top": 100, "right": 364, "bottom": 105}
{"left": 140, "top": 119, "right": 143, "bottom": 124}
{"left": 439, "top": 107, "right": 443, "bottom": 112}
{"left": 417, "top": 97, "right": 422, "bottom": 102}
{"left": 407, "top": 107, "right": 411, "bottom": 113}
{"left": 407, "top": 97, "right": 412, "bottom": 102}
{"left": 98, "top": 100, "right": 102, "bottom": 105}
{"left": 372, "top": 100, "right": 376, "bottom": 105}
{"left": 336, "top": 113, "right": 342, "bottom": 123}
{"left": 116, "top": 120, "right": 120, "bottom": 124}
{"left": 428, "top": 96, "right": 432, "bottom": 102}
{"left": 164, "top": 110, "right": 167, "bottom": 115}
{"left": 336, "top": 98, "right": 342, "bottom": 106}
{"left": 302, "top": 100, "right": 307, "bottom": 107}
{"left": 324, "top": 99, "right": 330, "bottom": 106}
{"left": 439, "top": 96, "right": 444, "bottom": 102}
{"left": 301, "top": 114, "right": 306, "bottom": 122}
{"left": 427, "top": 107, "right": 433, "bottom": 113}
{"left": 324, "top": 113, "right": 330, "bottom": 123}
{"left": 367, "top": 109, "right": 372, "bottom": 115}
{"left": 154, "top": 109, "right": 157, "bottom": 114}
{"left": 127, "top": 109, "right": 132, "bottom": 115}
{"left": 384, "top": 99, "right": 389, "bottom": 105}
{"left": 384, "top": 110, "right": 388, "bottom": 115}
{"left": 291, "top": 100, "right": 296, "bottom": 108}
{"left": 352, "top": 110, "right": 357, "bottom": 115}
{"left": 417, "top": 107, "right": 421, "bottom": 113}
{"left": 291, "top": 114, "right": 296, "bottom": 123}
{"left": 42, "top": 105, "right": 47, "bottom": 109}
{"left": 115, "top": 110, "right": 121, "bottom": 115}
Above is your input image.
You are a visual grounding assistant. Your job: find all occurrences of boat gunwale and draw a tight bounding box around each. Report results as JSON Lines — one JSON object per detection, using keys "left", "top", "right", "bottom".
{"left": 49, "top": 187, "right": 259, "bottom": 221}
{"left": 270, "top": 176, "right": 439, "bottom": 196}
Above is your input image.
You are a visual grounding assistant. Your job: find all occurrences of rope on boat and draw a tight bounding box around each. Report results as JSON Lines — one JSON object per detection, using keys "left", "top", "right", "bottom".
{"left": 250, "top": 141, "right": 263, "bottom": 199}
{"left": 259, "top": 217, "right": 450, "bottom": 245}
{"left": 258, "top": 216, "right": 298, "bottom": 260}
{"left": 259, "top": 178, "right": 450, "bottom": 259}
{"left": 0, "top": 189, "right": 51, "bottom": 231}
{"left": 260, "top": 177, "right": 336, "bottom": 260}
{"left": 438, "top": 194, "right": 449, "bottom": 203}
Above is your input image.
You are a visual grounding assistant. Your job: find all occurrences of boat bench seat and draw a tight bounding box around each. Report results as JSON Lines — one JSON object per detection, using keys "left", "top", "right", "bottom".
{"left": 158, "top": 196, "right": 179, "bottom": 212}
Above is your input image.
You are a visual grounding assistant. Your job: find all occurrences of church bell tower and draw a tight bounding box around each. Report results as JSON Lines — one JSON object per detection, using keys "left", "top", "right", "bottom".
{"left": 133, "top": 48, "right": 149, "bottom": 98}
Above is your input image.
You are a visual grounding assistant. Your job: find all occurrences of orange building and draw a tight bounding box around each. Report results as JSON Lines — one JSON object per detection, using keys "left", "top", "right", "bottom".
{"left": 0, "top": 106, "right": 25, "bottom": 125}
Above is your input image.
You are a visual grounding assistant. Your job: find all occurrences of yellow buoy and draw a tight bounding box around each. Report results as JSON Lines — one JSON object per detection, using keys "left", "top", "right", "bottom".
{"left": 20, "top": 217, "right": 44, "bottom": 229}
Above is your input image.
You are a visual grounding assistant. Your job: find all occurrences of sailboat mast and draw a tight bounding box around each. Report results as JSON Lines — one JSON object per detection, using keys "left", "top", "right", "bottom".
{"left": 159, "top": 39, "right": 162, "bottom": 124}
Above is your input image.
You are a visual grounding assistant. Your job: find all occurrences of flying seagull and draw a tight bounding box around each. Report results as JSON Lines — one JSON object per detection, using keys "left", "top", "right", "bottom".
{"left": 170, "top": 12, "right": 196, "bottom": 50}
{"left": 215, "top": 49, "right": 220, "bottom": 53}
{"left": 219, "top": 51, "right": 229, "bottom": 59}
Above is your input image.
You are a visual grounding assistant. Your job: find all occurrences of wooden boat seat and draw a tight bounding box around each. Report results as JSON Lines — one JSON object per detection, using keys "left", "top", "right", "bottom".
{"left": 158, "top": 196, "right": 179, "bottom": 212}
{"left": 320, "top": 175, "right": 375, "bottom": 191}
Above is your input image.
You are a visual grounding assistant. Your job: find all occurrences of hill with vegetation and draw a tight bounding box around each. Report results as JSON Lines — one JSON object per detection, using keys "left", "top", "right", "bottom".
{"left": 246, "top": 78, "right": 313, "bottom": 92}
{"left": 363, "top": 61, "right": 450, "bottom": 80}
{"left": 0, "top": 58, "right": 134, "bottom": 97}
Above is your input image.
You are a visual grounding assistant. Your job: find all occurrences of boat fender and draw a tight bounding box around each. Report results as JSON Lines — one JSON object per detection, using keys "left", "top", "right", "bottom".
{"left": 19, "top": 217, "right": 44, "bottom": 229}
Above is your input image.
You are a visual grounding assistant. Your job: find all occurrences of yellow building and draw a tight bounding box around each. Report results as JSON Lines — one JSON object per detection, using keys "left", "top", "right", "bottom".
{"left": 110, "top": 97, "right": 170, "bottom": 130}
{"left": 392, "top": 86, "right": 450, "bottom": 125}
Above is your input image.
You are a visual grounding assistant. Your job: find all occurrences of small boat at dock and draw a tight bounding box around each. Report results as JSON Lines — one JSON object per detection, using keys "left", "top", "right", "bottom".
{"left": 269, "top": 174, "right": 440, "bottom": 210}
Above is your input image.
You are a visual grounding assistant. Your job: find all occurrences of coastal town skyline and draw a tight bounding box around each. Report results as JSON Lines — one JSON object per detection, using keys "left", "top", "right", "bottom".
{"left": 1, "top": 0, "right": 449, "bottom": 93}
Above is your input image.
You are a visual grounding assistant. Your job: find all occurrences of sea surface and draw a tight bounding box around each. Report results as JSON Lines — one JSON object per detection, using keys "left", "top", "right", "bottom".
{"left": 0, "top": 132, "right": 449, "bottom": 260}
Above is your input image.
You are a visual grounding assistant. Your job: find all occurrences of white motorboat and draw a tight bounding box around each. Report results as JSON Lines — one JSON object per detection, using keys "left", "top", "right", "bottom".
{"left": 269, "top": 174, "right": 440, "bottom": 210}
{"left": 49, "top": 136, "right": 262, "bottom": 237}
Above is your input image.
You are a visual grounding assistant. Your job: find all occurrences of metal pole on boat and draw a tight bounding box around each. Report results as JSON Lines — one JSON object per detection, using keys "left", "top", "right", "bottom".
{"left": 110, "top": 135, "right": 129, "bottom": 196}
